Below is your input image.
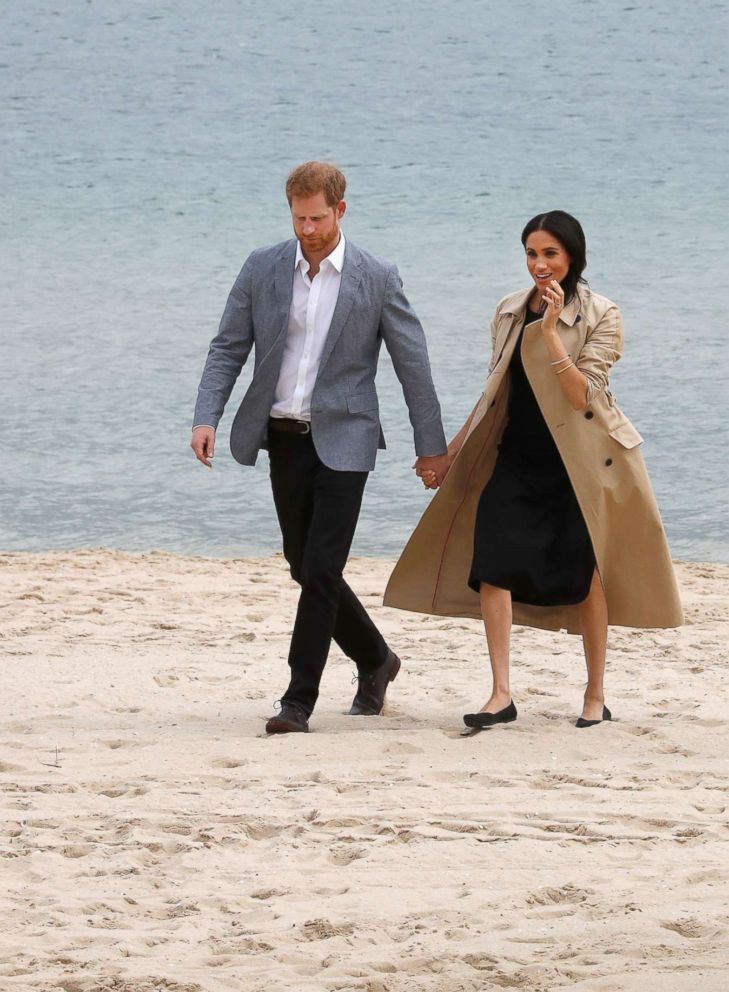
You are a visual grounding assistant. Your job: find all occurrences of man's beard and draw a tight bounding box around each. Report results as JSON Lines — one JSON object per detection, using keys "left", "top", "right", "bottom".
{"left": 301, "top": 222, "right": 339, "bottom": 253}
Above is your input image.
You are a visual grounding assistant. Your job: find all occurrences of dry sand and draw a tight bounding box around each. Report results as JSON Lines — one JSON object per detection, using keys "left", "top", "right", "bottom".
{"left": 1, "top": 549, "right": 727, "bottom": 992}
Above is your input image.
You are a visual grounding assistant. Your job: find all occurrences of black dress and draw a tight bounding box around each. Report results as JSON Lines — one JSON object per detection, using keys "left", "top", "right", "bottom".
{"left": 468, "top": 310, "right": 595, "bottom": 606}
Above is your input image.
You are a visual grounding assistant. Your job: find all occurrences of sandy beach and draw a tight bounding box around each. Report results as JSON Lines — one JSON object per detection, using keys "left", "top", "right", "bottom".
{"left": 1, "top": 549, "right": 727, "bottom": 991}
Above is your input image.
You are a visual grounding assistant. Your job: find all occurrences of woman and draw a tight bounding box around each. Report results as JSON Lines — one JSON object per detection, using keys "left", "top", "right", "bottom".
{"left": 384, "top": 211, "right": 682, "bottom": 728}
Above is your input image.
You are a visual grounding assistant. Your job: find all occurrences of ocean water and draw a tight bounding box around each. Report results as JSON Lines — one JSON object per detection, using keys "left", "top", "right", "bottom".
{"left": 2, "top": 0, "right": 727, "bottom": 562}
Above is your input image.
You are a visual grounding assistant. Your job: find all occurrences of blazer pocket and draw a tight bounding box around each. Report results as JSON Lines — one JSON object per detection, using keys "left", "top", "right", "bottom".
{"left": 608, "top": 421, "right": 644, "bottom": 449}
{"left": 347, "top": 389, "right": 379, "bottom": 414}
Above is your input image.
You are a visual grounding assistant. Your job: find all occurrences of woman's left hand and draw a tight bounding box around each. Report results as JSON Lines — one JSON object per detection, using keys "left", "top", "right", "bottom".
{"left": 541, "top": 279, "right": 564, "bottom": 331}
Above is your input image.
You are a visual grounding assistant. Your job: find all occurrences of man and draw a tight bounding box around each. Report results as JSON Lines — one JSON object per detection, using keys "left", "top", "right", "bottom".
{"left": 191, "top": 161, "right": 448, "bottom": 734}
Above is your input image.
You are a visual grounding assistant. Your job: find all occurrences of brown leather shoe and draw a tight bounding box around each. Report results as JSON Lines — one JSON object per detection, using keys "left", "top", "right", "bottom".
{"left": 348, "top": 650, "right": 401, "bottom": 716}
{"left": 265, "top": 703, "right": 310, "bottom": 734}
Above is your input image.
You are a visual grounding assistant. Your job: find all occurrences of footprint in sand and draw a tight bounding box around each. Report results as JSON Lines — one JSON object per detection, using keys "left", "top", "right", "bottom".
{"left": 538, "top": 821, "right": 591, "bottom": 837}
{"left": 299, "top": 917, "right": 354, "bottom": 940}
{"left": 369, "top": 961, "right": 398, "bottom": 973}
{"left": 329, "top": 844, "right": 367, "bottom": 865}
{"left": 250, "top": 888, "right": 288, "bottom": 900}
{"left": 0, "top": 761, "right": 25, "bottom": 773}
{"left": 527, "top": 884, "right": 593, "bottom": 905}
{"left": 674, "top": 826, "right": 704, "bottom": 839}
{"left": 158, "top": 822, "right": 193, "bottom": 836}
{"left": 242, "top": 819, "right": 283, "bottom": 840}
{"left": 383, "top": 741, "right": 424, "bottom": 755}
{"left": 94, "top": 783, "right": 149, "bottom": 799}
{"left": 661, "top": 916, "right": 718, "bottom": 939}
{"left": 60, "top": 843, "right": 96, "bottom": 859}
{"left": 685, "top": 868, "right": 728, "bottom": 883}
{"left": 312, "top": 885, "right": 350, "bottom": 896}
{"left": 462, "top": 952, "right": 499, "bottom": 971}
{"left": 658, "top": 744, "right": 695, "bottom": 757}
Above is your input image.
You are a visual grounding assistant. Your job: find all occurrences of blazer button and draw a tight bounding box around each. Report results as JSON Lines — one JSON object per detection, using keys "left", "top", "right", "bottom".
{"left": 605, "top": 458, "right": 613, "bottom": 466}
{"left": 584, "top": 411, "right": 594, "bottom": 419}
{"left": 490, "top": 400, "right": 496, "bottom": 408}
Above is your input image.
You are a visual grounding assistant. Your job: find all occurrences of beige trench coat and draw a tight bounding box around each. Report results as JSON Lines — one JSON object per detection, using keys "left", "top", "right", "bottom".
{"left": 384, "top": 284, "right": 683, "bottom": 634}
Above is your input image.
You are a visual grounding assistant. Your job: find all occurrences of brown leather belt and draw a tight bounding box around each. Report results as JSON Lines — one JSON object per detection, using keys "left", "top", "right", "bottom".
{"left": 268, "top": 417, "right": 311, "bottom": 435}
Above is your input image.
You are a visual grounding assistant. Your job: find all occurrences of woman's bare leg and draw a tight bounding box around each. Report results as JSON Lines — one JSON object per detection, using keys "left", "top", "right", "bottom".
{"left": 478, "top": 583, "right": 513, "bottom": 712}
{"left": 578, "top": 569, "right": 608, "bottom": 720}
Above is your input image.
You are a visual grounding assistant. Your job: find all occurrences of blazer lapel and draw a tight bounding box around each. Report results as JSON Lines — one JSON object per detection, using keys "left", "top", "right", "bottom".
{"left": 270, "top": 240, "right": 297, "bottom": 348}
{"left": 316, "top": 243, "right": 364, "bottom": 373}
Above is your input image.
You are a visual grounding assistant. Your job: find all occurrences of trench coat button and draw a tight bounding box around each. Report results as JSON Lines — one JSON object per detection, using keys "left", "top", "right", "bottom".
{"left": 584, "top": 411, "right": 594, "bottom": 419}
{"left": 575, "top": 315, "right": 581, "bottom": 323}
{"left": 490, "top": 400, "right": 496, "bottom": 408}
{"left": 605, "top": 458, "right": 613, "bottom": 466}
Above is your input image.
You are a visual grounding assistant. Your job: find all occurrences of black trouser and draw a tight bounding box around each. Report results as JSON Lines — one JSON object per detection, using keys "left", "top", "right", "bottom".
{"left": 267, "top": 425, "right": 389, "bottom": 715}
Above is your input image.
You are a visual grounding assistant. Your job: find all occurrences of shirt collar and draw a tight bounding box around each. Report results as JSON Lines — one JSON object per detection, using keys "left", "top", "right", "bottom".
{"left": 295, "top": 233, "right": 346, "bottom": 274}
{"left": 328, "top": 233, "right": 346, "bottom": 272}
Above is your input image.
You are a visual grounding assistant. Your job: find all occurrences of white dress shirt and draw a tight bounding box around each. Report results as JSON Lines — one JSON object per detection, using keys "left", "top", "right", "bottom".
{"left": 269, "top": 234, "right": 345, "bottom": 422}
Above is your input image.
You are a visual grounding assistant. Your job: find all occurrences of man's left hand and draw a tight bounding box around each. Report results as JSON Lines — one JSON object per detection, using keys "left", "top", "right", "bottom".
{"left": 414, "top": 453, "right": 450, "bottom": 490}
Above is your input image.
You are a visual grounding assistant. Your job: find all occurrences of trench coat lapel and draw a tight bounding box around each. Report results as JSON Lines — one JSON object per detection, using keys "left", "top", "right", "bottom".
{"left": 491, "top": 288, "right": 532, "bottom": 371}
{"left": 495, "top": 285, "right": 583, "bottom": 371}
{"left": 317, "top": 243, "right": 364, "bottom": 372}
{"left": 501, "top": 287, "right": 534, "bottom": 318}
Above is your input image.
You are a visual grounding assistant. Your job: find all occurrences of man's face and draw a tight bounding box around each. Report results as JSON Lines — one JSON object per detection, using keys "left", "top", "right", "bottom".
{"left": 290, "top": 192, "right": 345, "bottom": 254}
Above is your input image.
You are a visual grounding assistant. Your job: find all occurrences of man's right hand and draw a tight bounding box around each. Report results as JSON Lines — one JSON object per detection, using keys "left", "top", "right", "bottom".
{"left": 190, "top": 426, "right": 216, "bottom": 467}
{"left": 414, "top": 452, "right": 450, "bottom": 489}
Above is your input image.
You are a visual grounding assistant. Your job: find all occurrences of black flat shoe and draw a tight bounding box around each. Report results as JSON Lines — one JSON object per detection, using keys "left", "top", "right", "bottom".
{"left": 463, "top": 700, "right": 517, "bottom": 729}
{"left": 575, "top": 705, "right": 612, "bottom": 728}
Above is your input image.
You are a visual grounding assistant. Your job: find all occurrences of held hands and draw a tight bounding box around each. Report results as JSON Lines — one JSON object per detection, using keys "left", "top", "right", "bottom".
{"left": 540, "top": 279, "right": 565, "bottom": 332}
{"left": 414, "top": 453, "right": 450, "bottom": 490}
{"left": 190, "top": 426, "right": 216, "bottom": 467}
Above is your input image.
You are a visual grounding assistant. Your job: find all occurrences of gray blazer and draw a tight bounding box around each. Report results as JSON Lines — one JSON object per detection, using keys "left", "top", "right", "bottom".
{"left": 193, "top": 238, "right": 447, "bottom": 472}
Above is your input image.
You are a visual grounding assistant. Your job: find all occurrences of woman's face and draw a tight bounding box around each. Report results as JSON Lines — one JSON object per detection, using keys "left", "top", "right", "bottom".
{"left": 525, "top": 230, "right": 571, "bottom": 291}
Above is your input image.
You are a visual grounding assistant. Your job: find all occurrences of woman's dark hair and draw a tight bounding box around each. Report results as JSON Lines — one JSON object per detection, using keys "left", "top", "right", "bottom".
{"left": 521, "top": 210, "right": 587, "bottom": 304}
